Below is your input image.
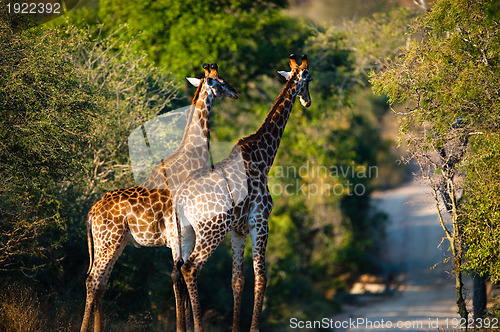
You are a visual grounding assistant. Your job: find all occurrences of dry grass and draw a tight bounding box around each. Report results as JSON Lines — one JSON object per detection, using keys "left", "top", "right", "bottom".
{"left": 0, "top": 283, "right": 220, "bottom": 331}
{"left": 0, "top": 283, "right": 82, "bottom": 332}
{"left": 0, "top": 284, "right": 45, "bottom": 332}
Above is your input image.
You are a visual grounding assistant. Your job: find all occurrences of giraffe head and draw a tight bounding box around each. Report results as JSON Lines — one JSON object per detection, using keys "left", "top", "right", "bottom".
{"left": 278, "top": 54, "right": 312, "bottom": 108}
{"left": 186, "top": 63, "right": 239, "bottom": 100}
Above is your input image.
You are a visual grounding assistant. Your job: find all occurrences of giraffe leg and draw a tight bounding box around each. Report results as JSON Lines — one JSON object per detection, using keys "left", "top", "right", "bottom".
{"left": 249, "top": 227, "right": 268, "bottom": 332}
{"left": 181, "top": 215, "right": 231, "bottom": 332}
{"left": 184, "top": 284, "right": 193, "bottom": 332}
{"left": 81, "top": 277, "right": 94, "bottom": 332}
{"left": 180, "top": 256, "right": 204, "bottom": 332}
{"left": 81, "top": 238, "right": 128, "bottom": 332}
{"left": 180, "top": 225, "right": 195, "bottom": 332}
{"left": 81, "top": 269, "right": 105, "bottom": 332}
{"left": 230, "top": 230, "right": 246, "bottom": 332}
{"left": 81, "top": 272, "right": 114, "bottom": 332}
{"left": 172, "top": 259, "right": 187, "bottom": 332}
{"left": 93, "top": 288, "right": 104, "bottom": 332}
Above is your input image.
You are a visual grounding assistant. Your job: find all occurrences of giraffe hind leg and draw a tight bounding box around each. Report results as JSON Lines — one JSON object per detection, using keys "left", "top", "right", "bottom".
{"left": 180, "top": 256, "right": 203, "bottom": 332}
{"left": 81, "top": 237, "right": 128, "bottom": 332}
{"left": 181, "top": 269, "right": 193, "bottom": 332}
{"left": 80, "top": 282, "right": 93, "bottom": 332}
{"left": 184, "top": 282, "right": 193, "bottom": 332}
{"left": 172, "top": 222, "right": 193, "bottom": 331}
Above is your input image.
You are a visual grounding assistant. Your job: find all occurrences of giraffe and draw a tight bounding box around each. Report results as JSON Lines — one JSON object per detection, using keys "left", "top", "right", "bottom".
{"left": 174, "top": 54, "right": 312, "bottom": 332}
{"left": 80, "top": 63, "right": 238, "bottom": 332}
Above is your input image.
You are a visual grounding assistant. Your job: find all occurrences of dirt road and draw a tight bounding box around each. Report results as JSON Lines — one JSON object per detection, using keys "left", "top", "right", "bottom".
{"left": 332, "top": 182, "right": 468, "bottom": 331}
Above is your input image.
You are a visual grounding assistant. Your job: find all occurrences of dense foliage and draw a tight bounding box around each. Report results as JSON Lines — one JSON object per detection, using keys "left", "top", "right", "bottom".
{"left": 0, "top": 14, "right": 180, "bottom": 330}
{"left": 0, "top": 13, "right": 95, "bottom": 274}
{"left": 92, "top": 0, "right": 308, "bottom": 92}
{"left": 463, "top": 134, "right": 500, "bottom": 281}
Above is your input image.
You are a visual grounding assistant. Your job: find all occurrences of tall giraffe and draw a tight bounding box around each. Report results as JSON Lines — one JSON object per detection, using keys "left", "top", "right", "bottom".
{"left": 174, "top": 54, "right": 312, "bottom": 332}
{"left": 80, "top": 63, "right": 238, "bottom": 332}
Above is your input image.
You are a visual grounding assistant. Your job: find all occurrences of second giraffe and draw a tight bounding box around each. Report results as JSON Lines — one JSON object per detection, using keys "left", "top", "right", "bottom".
{"left": 174, "top": 54, "right": 313, "bottom": 332}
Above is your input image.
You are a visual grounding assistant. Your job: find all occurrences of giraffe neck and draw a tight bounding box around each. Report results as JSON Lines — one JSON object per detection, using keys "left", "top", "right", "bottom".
{"left": 178, "top": 85, "right": 213, "bottom": 161}
{"left": 141, "top": 84, "right": 213, "bottom": 190}
{"left": 239, "top": 74, "right": 300, "bottom": 171}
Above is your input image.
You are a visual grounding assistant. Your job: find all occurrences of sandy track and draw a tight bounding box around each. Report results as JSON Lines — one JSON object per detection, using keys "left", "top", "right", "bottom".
{"left": 331, "top": 182, "right": 468, "bottom": 332}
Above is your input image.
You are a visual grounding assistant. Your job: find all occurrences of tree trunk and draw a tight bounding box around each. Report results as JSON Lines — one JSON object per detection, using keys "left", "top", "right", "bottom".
{"left": 473, "top": 273, "right": 487, "bottom": 319}
{"left": 448, "top": 178, "right": 468, "bottom": 324}
{"left": 455, "top": 268, "right": 468, "bottom": 322}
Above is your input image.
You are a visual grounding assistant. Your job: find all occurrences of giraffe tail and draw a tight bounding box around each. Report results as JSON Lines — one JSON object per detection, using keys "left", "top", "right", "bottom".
{"left": 174, "top": 202, "right": 183, "bottom": 262}
{"left": 86, "top": 211, "right": 94, "bottom": 275}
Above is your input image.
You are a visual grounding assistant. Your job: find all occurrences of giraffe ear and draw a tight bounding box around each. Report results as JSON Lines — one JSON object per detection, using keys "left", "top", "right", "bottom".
{"left": 186, "top": 77, "right": 202, "bottom": 87}
{"left": 277, "top": 71, "right": 292, "bottom": 80}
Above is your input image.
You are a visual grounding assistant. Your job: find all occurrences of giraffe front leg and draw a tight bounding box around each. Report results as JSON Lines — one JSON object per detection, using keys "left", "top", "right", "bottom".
{"left": 230, "top": 230, "right": 246, "bottom": 332}
{"left": 250, "top": 227, "right": 268, "bottom": 332}
{"left": 180, "top": 214, "right": 231, "bottom": 332}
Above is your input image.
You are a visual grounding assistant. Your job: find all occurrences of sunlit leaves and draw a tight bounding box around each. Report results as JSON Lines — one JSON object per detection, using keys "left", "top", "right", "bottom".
{"left": 96, "top": 0, "right": 307, "bottom": 92}
{"left": 371, "top": 0, "right": 500, "bottom": 283}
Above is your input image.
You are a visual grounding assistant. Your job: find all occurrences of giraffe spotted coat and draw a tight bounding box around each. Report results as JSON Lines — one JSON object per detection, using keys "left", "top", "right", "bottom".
{"left": 174, "top": 54, "right": 312, "bottom": 332}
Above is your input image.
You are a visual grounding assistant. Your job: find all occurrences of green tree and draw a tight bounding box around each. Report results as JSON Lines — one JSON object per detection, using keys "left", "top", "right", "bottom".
{"left": 0, "top": 14, "right": 95, "bottom": 274}
{"left": 60, "top": 23, "right": 179, "bottom": 206}
{"left": 0, "top": 12, "right": 181, "bottom": 327}
{"left": 56, "top": 24, "right": 181, "bottom": 325}
{"left": 371, "top": 0, "right": 500, "bottom": 319}
{"left": 463, "top": 134, "right": 500, "bottom": 283}
{"left": 77, "top": 0, "right": 310, "bottom": 92}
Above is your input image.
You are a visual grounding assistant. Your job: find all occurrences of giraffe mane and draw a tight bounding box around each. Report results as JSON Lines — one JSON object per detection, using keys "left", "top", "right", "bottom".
{"left": 171, "top": 77, "right": 207, "bottom": 154}
{"left": 190, "top": 77, "right": 205, "bottom": 106}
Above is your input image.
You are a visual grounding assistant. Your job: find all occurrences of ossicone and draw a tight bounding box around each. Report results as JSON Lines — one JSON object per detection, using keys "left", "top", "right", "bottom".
{"left": 289, "top": 53, "right": 299, "bottom": 70}
{"left": 300, "top": 54, "right": 308, "bottom": 69}
{"left": 203, "top": 63, "right": 210, "bottom": 76}
{"left": 210, "top": 63, "right": 219, "bottom": 76}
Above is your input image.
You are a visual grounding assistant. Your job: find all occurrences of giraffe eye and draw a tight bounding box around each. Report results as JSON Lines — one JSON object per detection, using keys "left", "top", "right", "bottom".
{"left": 206, "top": 77, "right": 214, "bottom": 85}
{"left": 301, "top": 71, "right": 311, "bottom": 81}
